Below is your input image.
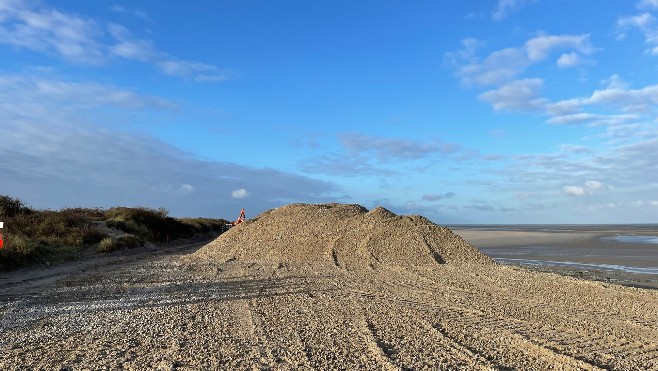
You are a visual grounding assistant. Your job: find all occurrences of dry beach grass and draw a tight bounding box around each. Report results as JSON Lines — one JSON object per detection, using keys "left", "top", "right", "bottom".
{"left": 1, "top": 204, "right": 658, "bottom": 370}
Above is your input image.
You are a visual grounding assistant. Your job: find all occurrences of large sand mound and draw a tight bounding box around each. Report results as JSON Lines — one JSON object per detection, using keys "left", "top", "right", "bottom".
{"left": 194, "top": 203, "right": 491, "bottom": 269}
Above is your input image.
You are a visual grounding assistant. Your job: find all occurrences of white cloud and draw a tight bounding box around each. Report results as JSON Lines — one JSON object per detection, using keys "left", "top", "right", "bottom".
{"left": 557, "top": 52, "right": 585, "bottom": 68}
{"left": 453, "top": 37, "right": 483, "bottom": 61}
{"left": 564, "top": 180, "right": 611, "bottom": 196}
{"left": 492, "top": 0, "right": 529, "bottom": 21}
{"left": 618, "top": 13, "right": 655, "bottom": 29}
{"left": 545, "top": 79, "right": 658, "bottom": 127}
{"left": 479, "top": 78, "right": 546, "bottom": 112}
{"left": 584, "top": 84, "right": 658, "bottom": 109}
{"left": 179, "top": 184, "right": 194, "bottom": 195}
{"left": 446, "top": 33, "right": 597, "bottom": 87}
{"left": 545, "top": 98, "right": 582, "bottom": 116}
{"left": 524, "top": 34, "right": 595, "bottom": 62}
{"left": 231, "top": 189, "right": 249, "bottom": 199}
{"left": 603, "top": 74, "right": 629, "bottom": 90}
{"left": 639, "top": 0, "right": 658, "bottom": 9}
{"left": 563, "top": 185, "right": 586, "bottom": 196}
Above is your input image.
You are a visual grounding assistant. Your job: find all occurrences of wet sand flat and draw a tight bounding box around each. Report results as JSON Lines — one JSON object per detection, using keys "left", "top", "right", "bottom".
{"left": 453, "top": 225, "right": 658, "bottom": 289}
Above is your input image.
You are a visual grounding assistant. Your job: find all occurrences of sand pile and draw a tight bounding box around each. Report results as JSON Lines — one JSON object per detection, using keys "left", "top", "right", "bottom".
{"left": 194, "top": 203, "right": 491, "bottom": 269}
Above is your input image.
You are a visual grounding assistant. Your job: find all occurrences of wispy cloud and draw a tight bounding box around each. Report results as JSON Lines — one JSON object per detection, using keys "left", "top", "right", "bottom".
{"left": 616, "top": 8, "right": 658, "bottom": 55}
{"left": 0, "top": 0, "right": 104, "bottom": 64}
{"left": 0, "top": 0, "right": 228, "bottom": 81}
{"left": 547, "top": 76, "right": 658, "bottom": 122}
{"left": 107, "top": 22, "right": 158, "bottom": 62}
{"left": 0, "top": 72, "right": 177, "bottom": 126}
{"left": 299, "top": 153, "right": 396, "bottom": 177}
{"left": 639, "top": 0, "right": 658, "bottom": 9}
{"left": 300, "top": 133, "right": 460, "bottom": 177}
{"left": 546, "top": 113, "right": 639, "bottom": 126}
{"left": 465, "top": 203, "right": 496, "bottom": 212}
{"left": 338, "top": 133, "right": 453, "bottom": 162}
{"left": 422, "top": 192, "right": 455, "bottom": 202}
{"left": 110, "top": 4, "right": 152, "bottom": 22}
{"left": 157, "top": 60, "right": 231, "bottom": 82}
{"left": 492, "top": 0, "right": 531, "bottom": 21}
{"left": 446, "top": 45, "right": 528, "bottom": 86}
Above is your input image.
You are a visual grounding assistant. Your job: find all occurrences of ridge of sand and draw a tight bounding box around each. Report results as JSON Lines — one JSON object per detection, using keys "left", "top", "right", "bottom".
{"left": 194, "top": 203, "right": 491, "bottom": 269}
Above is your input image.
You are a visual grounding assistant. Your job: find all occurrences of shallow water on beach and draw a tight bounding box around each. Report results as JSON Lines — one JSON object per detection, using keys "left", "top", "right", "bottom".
{"left": 602, "top": 235, "right": 658, "bottom": 244}
{"left": 472, "top": 230, "right": 658, "bottom": 273}
{"left": 490, "top": 258, "right": 658, "bottom": 275}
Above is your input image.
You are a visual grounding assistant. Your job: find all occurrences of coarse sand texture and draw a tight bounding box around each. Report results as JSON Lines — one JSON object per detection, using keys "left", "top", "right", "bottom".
{"left": 194, "top": 203, "right": 492, "bottom": 269}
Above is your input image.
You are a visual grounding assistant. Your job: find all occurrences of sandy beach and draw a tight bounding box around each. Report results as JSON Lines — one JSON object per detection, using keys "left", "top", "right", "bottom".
{"left": 1, "top": 206, "right": 658, "bottom": 370}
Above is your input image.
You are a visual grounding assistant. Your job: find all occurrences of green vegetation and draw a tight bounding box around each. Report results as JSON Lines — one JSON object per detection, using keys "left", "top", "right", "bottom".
{"left": 0, "top": 195, "right": 229, "bottom": 271}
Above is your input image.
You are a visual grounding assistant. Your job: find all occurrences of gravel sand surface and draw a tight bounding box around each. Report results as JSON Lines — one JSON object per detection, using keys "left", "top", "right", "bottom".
{"left": 2, "top": 205, "right": 657, "bottom": 370}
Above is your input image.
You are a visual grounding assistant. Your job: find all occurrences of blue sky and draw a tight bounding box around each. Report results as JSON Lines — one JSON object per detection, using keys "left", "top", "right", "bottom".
{"left": 1, "top": 0, "right": 658, "bottom": 223}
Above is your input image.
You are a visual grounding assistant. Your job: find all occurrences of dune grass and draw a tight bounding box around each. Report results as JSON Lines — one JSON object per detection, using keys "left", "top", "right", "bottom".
{"left": 0, "top": 195, "right": 229, "bottom": 271}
